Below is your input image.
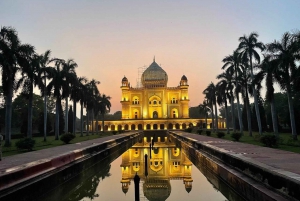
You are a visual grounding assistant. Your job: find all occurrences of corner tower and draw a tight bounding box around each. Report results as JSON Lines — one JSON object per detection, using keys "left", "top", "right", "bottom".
{"left": 180, "top": 75, "right": 189, "bottom": 118}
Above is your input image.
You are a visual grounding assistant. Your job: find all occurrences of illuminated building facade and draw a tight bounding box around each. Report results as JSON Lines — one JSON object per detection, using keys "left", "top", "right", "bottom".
{"left": 87, "top": 59, "right": 226, "bottom": 131}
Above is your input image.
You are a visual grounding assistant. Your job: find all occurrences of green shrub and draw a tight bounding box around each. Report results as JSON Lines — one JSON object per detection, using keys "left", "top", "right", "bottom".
{"left": 197, "top": 129, "right": 203, "bottom": 135}
{"left": 206, "top": 130, "right": 211, "bottom": 136}
{"left": 231, "top": 132, "right": 242, "bottom": 141}
{"left": 60, "top": 133, "right": 75, "bottom": 144}
{"left": 185, "top": 127, "right": 193, "bottom": 133}
{"left": 112, "top": 131, "right": 118, "bottom": 135}
{"left": 286, "top": 138, "right": 300, "bottom": 147}
{"left": 15, "top": 138, "right": 35, "bottom": 151}
{"left": 217, "top": 131, "right": 225, "bottom": 138}
{"left": 260, "top": 134, "right": 279, "bottom": 147}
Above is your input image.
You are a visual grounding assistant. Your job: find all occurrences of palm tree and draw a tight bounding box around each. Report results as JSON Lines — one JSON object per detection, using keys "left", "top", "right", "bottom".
{"left": 78, "top": 79, "right": 88, "bottom": 137}
{"left": 39, "top": 50, "right": 52, "bottom": 141}
{"left": 99, "top": 94, "right": 111, "bottom": 133}
{"left": 0, "top": 27, "right": 34, "bottom": 145}
{"left": 17, "top": 48, "right": 40, "bottom": 138}
{"left": 61, "top": 59, "right": 78, "bottom": 134}
{"left": 222, "top": 51, "right": 243, "bottom": 134}
{"left": 217, "top": 70, "right": 236, "bottom": 132}
{"left": 86, "top": 79, "right": 100, "bottom": 134}
{"left": 255, "top": 55, "right": 279, "bottom": 136}
{"left": 46, "top": 59, "right": 70, "bottom": 140}
{"left": 236, "top": 62, "right": 253, "bottom": 136}
{"left": 266, "top": 32, "right": 299, "bottom": 139}
{"left": 238, "top": 32, "right": 265, "bottom": 135}
{"left": 198, "top": 99, "right": 210, "bottom": 129}
{"left": 70, "top": 76, "right": 87, "bottom": 135}
{"left": 216, "top": 77, "right": 230, "bottom": 134}
{"left": 203, "top": 82, "right": 218, "bottom": 132}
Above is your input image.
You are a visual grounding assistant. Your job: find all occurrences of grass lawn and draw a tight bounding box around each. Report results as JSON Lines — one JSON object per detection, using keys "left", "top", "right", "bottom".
{"left": 193, "top": 129, "right": 300, "bottom": 154}
{"left": 1, "top": 132, "right": 114, "bottom": 157}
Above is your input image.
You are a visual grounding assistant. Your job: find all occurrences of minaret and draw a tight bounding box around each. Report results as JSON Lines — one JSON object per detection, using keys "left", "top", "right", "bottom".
{"left": 180, "top": 75, "right": 189, "bottom": 118}
{"left": 121, "top": 76, "right": 130, "bottom": 119}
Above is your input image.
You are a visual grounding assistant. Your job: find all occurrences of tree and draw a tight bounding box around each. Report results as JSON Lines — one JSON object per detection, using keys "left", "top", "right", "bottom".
{"left": 222, "top": 50, "right": 243, "bottom": 134}
{"left": 255, "top": 55, "right": 279, "bottom": 135}
{"left": 0, "top": 27, "right": 34, "bottom": 145}
{"left": 39, "top": 50, "right": 52, "bottom": 141}
{"left": 266, "top": 32, "right": 299, "bottom": 139}
{"left": 61, "top": 59, "right": 78, "bottom": 134}
{"left": 99, "top": 94, "right": 111, "bottom": 133}
{"left": 198, "top": 99, "right": 210, "bottom": 129}
{"left": 68, "top": 105, "right": 74, "bottom": 133}
{"left": 17, "top": 48, "right": 40, "bottom": 138}
{"left": 217, "top": 70, "right": 236, "bottom": 132}
{"left": 238, "top": 32, "right": 265, "bottom": 135}
{"left": 46, "top": 59, "right": 69, "bottom": 140}
{"left": 38, "top": 112, "right": 52, "bottom": 135}
{"left": 216, "top": 77, "right": 230, "bottom": 134}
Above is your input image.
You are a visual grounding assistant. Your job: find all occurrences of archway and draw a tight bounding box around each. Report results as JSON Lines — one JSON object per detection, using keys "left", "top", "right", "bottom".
{"left": 124, "top": 124, "right": 129, "bottom": 130}
{"left": 131, "top": 124, "right": 136, "bottom": 130}
{"left": 168, "top": 123, "right": 173, "bottom": 129}
{"left": 175, "top": 123, "right": 180, "bottom": 129}
{"left": 104, "top": 125, "right": 108, "bottom": 131}
{"left": 160, "top": 124, "right": 165, "bottom": 130}
{"left": 189, "top": 123, "right": 193, "bottom": 128}
{"left": 111, "top": 125, "right": 115, "bottom": 131}
{"left": 146, "top": 124, "right": 151, "bottom": 130}
{"left": 98, "top": 124, "right": 101, "bottom": 131}
{"left": 153, "top": 111, "right": 158, "bottom": 119}
{"left": 138, "top": 124, "right": 143, "bottom": 130}
{"left": 118, "top": 125, "right": 122, "bottom": 130}
{"left": 182, "top": 123, "right": 187, "bottom": 129}
{"left": 153, "top": 124, "right": 158, "bottom": 130}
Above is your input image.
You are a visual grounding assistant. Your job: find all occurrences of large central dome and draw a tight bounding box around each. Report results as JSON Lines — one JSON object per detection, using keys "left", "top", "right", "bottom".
{"left": 141, "top": 58, "right": 168, "bottom": 88}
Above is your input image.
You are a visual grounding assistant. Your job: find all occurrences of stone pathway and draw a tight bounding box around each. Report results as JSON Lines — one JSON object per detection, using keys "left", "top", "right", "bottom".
{"left": 172, "top": 131, "right": 300, "bottom": 174}
{"left": 0, "top": 133, "right": 136, "bottom": 174}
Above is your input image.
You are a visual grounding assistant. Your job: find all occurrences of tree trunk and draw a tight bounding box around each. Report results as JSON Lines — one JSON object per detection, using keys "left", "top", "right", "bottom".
{"left": 73, "top": 100, "right": 76, "bottom": 135}
{"left": 224, "top": 100, "right": 229, "bottom": 134}
{"left": 214, "top": 102, "right": 218, "bottom": 132}
{"left": 236, "top": 91, "right": 243, "bottom": 134}
{"left": 205, "top": 113, "right": 208, "bottom": 130}
{"left": 65, "top": 98, "right": 68, "bottom": 133}
{"left": 91, "top": 109, "right": 94, "bottom": 135}
{"left": 86, "top": 109, "right": 89, "bottom": 136}
{"left": 250, "top": 57, "right": 262, "bottom": 135}
{"left": 287, "top": 88, "right": 297, "bottom": 139}
{"left": 102, "top": 113, "right": 105, "bottom": 133}
{"left": 27, "top": 88, "right": 33, "bottom": 138}
{"left": 43, "top": 76, "right": 47, "bottom": 142}
{"left": 55, "top": 98, "right": 60, "bottom": 140}
{"left": 230, "top": 94, "right": 236, "bottom": 133}
{"left": 270, "top": 98, "right": 279, "bottom": 136}
{"left": 80, "top": 103, "right": 83, "bottom": 137}
{"left": 210, "top": 103, "right": 214, "bottom": 131}
{"left": 96, "top": 113, "right": 99, "bottom": 135}
{"left": 246, "top": 95, "right": 252, "bottom": 136}
{"left": 4, "top": 86, "right": 13, "bottom": 146}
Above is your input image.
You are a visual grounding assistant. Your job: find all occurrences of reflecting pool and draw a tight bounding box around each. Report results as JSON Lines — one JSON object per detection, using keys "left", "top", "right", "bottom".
{"left": 41, "top": 140, "right": 245, "bottom": 201}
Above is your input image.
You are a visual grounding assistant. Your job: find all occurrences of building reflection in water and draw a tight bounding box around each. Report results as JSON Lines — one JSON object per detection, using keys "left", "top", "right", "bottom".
{"left": 120, "top": 136, "right": 193, "bottom": 201}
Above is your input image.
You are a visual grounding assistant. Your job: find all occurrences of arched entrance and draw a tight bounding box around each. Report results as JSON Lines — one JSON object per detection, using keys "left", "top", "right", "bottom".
{"left": 131, "top": 124, "right": 136, "bottom": 130}
{"left": 153, "top": 111, "right": 158, "bottom": 119}
{"left": 138, "top": 124, "right": 143, "bottom": 130}
{"left": 182, "top": 123, "right": 187, "bottom": 129}
{"left": 146, "top": 124, "right": 151, "bottom": 130}
{"left": 160, "top": 124, "right": 165, "bottom": 130}
{"left": 118, "top": 125, "right": 122, "bottom": 130}
{"left": 111, "top": 125, "right": 115, "bottom": 131}
{"left": 168, "top": 123, "right": 173, "bottom": 129}
{"left": 153, "top": 124, "right": 158, "bottom": 130}
{"left": 124, "top": 124, "right": 129, "bottom": 130}
{"left": 175, "top": 123, "right": 180, "bottom": 129}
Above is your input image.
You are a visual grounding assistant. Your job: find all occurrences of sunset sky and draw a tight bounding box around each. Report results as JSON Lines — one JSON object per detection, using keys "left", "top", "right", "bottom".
{"left": 1, "top": 0, "right": 299, "bottom": 116}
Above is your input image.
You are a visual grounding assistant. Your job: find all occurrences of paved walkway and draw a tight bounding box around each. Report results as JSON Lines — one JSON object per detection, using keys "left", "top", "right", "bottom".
{"left": 0, "top": 133, "right": 136, "bottom": 175}
{"left": 172, "top": 131, "right": 300, "bottom": 175}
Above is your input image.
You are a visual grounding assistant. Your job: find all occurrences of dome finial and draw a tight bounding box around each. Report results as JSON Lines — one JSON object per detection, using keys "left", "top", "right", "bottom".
{"left": 153, "top": 56, "right": 155, "bottom": 62}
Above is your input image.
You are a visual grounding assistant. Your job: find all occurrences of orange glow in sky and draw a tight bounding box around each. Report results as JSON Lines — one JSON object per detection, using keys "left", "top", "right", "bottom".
{"left": 1, "top": 1, "right": 299, "bottom": 115}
